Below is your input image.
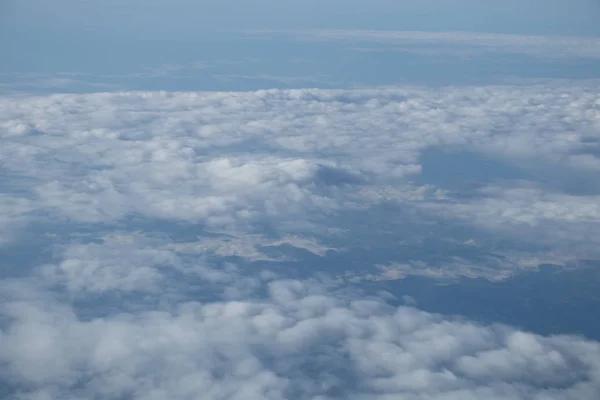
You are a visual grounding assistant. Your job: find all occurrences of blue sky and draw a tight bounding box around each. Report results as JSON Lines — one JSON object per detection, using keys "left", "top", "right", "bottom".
{"left": 4, "top": 0, "right": 600, "bottom": 35}
{"left": 2, "top": 0, "right": 600, "bottom": 92}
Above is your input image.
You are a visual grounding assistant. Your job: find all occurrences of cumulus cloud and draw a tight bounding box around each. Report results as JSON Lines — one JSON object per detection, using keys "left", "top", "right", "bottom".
{"left": 1, "top": 84, "right": 599, "bottom": 278}
{"left": 33, "top": 232, "right": 277, "bottom": 302}
{"left": 0, "top": 278, "right": 599, "bottom": 400}
{"left": 1, "top": 82, "right": 600, "bottom": 399}
{"left": 37, "top": 233, "right": 180, "bottom": 294}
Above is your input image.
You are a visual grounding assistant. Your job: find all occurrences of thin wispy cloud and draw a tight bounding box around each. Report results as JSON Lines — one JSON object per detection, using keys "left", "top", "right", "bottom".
{"left": 243, "top": 29, "right": 600, "bottom": 60}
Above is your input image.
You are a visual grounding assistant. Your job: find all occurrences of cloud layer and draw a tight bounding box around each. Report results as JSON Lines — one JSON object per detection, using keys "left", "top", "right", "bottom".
{"left": 246, "top": 29, "right": 600, "bottom": 60}
{"left": 1, "top": 84, "right": 599, "bottom": 277}
{"left": 2, "top": 279, "right": 600, "bottom": 400}
{"left": 1, "top": 83, "right": 600, "bottom": 399}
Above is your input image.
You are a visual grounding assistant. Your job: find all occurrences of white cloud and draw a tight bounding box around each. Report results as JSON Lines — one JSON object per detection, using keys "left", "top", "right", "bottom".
{"left": 264, "top": 235, "right": 339, "bottom": 257}
{"left": 167, "top": 232, "right": 338, "bottom": 261}
{"left": 166, "top": 235, "right": 290, "bottom": 262}
{"left": 1, "top": 84, "right": 599, "bottom": 275}
{"left": 456, "top": 186, "right": 600, "bottom": 225}
{"left": 419, "top": 184, "right": 600, "bottom": 259}
{"left": 1, "top": 83, "right": 600, "bottom": 399}
{"left": 0, "top": 278, "right": 599, "bottom": 400}
{"left": 34, "top": 232, "right": 273, "bottom": 299}
{"left": 38, "top": 233, "right": 180, "bottom": 294}
{"left": 344, "top": 259, "right": 516, "bottom": 282}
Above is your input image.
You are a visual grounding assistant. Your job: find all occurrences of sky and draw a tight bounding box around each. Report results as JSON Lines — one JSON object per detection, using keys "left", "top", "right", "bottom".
{"left": 1, "top": 1, "right": 600, "bottom": 400}
{"left": 2, "top": 0, "right": 600, "bottom": 91}
{"left": 4, "top": 0, "right": 600, "bottom": 35}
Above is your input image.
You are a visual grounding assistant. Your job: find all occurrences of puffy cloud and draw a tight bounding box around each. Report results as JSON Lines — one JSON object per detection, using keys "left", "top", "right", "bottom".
{"left": 421, "top": 184, "right": 600, "bottom": 260}
{"left": 1, "top": 279, "right": 599, "bottom": 400}
{"left": 31, "top": 229, "right": 340, "bottom": 298}
{"left": 0, "top": 84, "right": 599, "bottom": 277}
{"left": 33, "top": 232, "right": 271, "bottom": 300}
{"left": 37, "top": 233, "right": 180, "bottom": 294}
{"left": 1, "top": 83, "right": 600, "bottom": 399}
